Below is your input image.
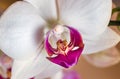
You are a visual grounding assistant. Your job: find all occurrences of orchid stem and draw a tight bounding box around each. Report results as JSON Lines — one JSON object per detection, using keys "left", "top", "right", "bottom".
{"left": 112, "top": 7, "right": 120, "bottom": 14}
{"left": 109, "top": 20, "right": 120, "bottom": 26}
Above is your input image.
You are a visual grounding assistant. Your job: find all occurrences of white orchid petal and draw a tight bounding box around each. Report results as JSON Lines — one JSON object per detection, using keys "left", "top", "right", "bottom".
{"left": 0, "top": 1, "right": 46, "bottom": 60}
{"left": 24, "top": 0, "right": 57, "bottom": 21}
{"left": 11, "top": 50, "right": 62, "bottom": 79}
{"left": 58, "top": 0, "right": 112, "bottom": 39}
{"left": 82, "top": 28, "right": 120, "bottom": 54}
{"left": 0, "top": 1, "right": 62, "bottom": 79}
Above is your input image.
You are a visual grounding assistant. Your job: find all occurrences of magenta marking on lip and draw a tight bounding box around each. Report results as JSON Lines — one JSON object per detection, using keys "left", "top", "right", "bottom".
{"left": 45, "top": 26, "right": 84, "bottom": 68}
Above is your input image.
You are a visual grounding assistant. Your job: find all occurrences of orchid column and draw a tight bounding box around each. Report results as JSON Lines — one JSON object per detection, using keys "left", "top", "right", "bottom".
{"left": 0, "top": 0, "right": 120, "bottom": 79}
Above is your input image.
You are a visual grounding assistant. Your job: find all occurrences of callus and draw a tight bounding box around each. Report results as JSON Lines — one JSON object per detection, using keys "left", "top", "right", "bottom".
{"left": 45, "top": 25, "right": 84, "bottom": 68}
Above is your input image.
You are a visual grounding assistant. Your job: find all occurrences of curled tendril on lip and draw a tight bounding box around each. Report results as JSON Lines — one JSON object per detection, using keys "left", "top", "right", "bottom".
{"left": 45, "top": 25, "right": 84, "bottom": 68}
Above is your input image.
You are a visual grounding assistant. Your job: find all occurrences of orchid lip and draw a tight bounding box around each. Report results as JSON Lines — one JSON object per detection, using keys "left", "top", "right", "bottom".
{"left": 45, "top": 25, "right": 84, "bottom": 68}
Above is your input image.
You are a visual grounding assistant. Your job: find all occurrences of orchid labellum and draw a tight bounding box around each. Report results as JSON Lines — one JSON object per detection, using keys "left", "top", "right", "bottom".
{"left": 45, "top": 25, "right": 84, "bottom": 68}
{"left": 0, "top": 0, "right": 120, "bottom": 79}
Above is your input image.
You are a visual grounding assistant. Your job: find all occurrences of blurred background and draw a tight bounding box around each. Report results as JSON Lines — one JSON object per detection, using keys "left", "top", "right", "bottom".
{"left": 0, "top": 0, "right": 120, "bottom": 79}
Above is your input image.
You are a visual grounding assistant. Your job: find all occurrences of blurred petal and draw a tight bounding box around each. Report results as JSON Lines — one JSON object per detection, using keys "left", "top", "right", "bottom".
{"left": 24, "top": 0, "right": 57, "bottom": 21}
{"left": 52, "top": 70, "right": 80, "bottom": 79}
{"left": 83, "top": 28, "right": 120, "bottom": 54}
{"left": 83, "top": 46, "right": 120, "bottom": 67}
{"left": 0, "top": 67, "right": 7, "bottom": 78}
{"left": 0, "top": 54, "right": 13, "bottom": 69}
{"left": 0, "top": 53, "right": 12, "bottom": 78}
{"left": 62, "top": 70, "right": 80, "bottom": 79}
{"left": 0, "top": 1, "right": 46, "bottom": 60}
{"left": 58, "top": 0, "right": 112, "bottom": 39}
{"left": 11, "top": 50, "right": 62, "bottom": 79}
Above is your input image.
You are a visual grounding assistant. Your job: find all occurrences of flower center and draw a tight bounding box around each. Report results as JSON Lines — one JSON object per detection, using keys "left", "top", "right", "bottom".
{"left": 47, "top": 25, "right": 71, "bottom": 55}
{"left": 45, "top": 25, "right": 84, "bottom": 68}
{"left": 57, "top": 40, "right": 67, "bottom": 51}
{"left": 57, "top": 39, "right": 68, "bottom": 55}
{"left": 48, "top": 25, "right": 70, "bottom": 47}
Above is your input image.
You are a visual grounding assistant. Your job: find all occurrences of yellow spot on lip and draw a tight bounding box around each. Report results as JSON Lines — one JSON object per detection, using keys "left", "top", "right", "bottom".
{"left": 56, "top": 40, "right": 69, "bottom": 55}
{"left": 57, "top": 40, "right": 67, "bottom": 50}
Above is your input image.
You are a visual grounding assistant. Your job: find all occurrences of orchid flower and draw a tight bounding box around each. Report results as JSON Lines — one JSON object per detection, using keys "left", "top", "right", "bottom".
{"left": 0, "top": 0, "right": 120, "bottom": 79}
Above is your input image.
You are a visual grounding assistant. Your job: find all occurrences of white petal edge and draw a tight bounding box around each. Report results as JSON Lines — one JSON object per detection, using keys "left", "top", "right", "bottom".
{"left": 58, "top": 0, "right": 112, "bottom": 40}
{"left": 0, "top": 1, "right": 46, "bottom": 60}
{"left": 82, "top": 27, "right": 120, "bottom": 54}
{"left": 24, "top": 0, "right": 57, "bottom": 21}
{"left": 11, "top": 50, "right": 62, "bottom": 79}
